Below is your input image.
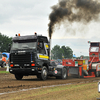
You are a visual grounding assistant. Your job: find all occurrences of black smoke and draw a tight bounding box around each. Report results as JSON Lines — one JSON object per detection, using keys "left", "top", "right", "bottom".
{"left": 48, "top": 0, "right": 100, "bottom": 39}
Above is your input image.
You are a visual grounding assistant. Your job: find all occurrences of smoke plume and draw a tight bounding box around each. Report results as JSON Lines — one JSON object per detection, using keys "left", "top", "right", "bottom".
{"left": 48, "top": 0, "right": 100, "bottom": 39}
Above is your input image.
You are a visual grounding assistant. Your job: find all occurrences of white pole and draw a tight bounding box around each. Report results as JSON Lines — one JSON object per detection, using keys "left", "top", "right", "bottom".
{"left": 6, "top": 62, "right": 9, "bottom": 72}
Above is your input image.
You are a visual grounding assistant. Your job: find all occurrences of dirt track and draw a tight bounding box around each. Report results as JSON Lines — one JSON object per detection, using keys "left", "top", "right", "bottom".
{"left": 0, "top": 68, "right": 100, "bottom": 93}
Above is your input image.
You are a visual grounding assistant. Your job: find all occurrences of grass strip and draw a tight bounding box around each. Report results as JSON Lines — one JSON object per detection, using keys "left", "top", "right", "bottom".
{"left": 0, "top": 81, "right": 100, "bottom": 100}
{"left": 0, "top": 71, "right": 9, "bottom": 74}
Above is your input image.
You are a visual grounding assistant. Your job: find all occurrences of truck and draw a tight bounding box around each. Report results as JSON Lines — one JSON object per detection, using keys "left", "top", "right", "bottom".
{"left": 9, "top": 33, "right": 68, "bottom": 80}
{"left": 62, "top": 41, "right": 100, "bottom": 78}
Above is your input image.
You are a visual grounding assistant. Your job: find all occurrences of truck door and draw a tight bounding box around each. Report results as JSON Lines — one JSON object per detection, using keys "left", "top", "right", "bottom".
{"left": 37, "top": 41, "right": 49, "bottom": 60}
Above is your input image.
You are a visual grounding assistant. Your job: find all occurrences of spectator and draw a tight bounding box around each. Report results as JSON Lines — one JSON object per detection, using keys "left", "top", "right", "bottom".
{"left": 2, "top": 56, "right": 6, "bottom": 62}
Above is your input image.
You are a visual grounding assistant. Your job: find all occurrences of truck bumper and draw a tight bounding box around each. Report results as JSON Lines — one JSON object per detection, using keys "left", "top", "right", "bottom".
{"left": 9, "top": 67, "right": 63, "bottom": 76}
{"left": 9, "top": 67, "right": 38, "bottom": 75}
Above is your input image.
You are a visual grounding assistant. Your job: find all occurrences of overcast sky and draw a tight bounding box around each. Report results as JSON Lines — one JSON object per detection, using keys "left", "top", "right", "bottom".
{"left": 0, "top": 0, "right": 100, "bottom": 57}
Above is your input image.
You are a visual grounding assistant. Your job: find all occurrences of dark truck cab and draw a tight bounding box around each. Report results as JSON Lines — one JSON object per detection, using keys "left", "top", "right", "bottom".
{"left": 9, "top": 33, "right": 68, "bottom": 80}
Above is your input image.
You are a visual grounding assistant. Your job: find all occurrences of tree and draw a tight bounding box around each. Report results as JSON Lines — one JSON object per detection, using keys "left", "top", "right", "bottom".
{"left": 51, "top": 45, "right": 62, "bottom": 59}
{"left": 0, "top": 33, "right": 12, "bottom": 52}
{"left": 51, "top": 45, "right": 73, "bottom": 59}
{"left": 61, "top": 46, "right": 73, "bottom": 58}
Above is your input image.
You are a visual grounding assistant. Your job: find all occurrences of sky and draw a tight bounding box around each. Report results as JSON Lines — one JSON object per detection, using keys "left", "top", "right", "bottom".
{"left": 0, "top": 0, "right": 100, "bottom": 57}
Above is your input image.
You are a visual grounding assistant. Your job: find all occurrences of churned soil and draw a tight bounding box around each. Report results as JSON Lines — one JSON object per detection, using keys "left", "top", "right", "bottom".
{"left": 0, "top": 68, "right": 6, "bottom": 71}
{"left": 0, "top": 68, "right": 100, "bottom": 94}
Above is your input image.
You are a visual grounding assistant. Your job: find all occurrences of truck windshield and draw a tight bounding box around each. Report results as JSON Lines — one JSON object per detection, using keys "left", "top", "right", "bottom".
{"left": 90, "top": 47, "right": 99, "bottom": 52}
{"left": 11, "top": 41, "right": 36, "bottom": 50}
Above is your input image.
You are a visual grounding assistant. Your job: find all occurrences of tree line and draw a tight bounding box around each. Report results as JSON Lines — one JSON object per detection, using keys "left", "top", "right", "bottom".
{"left": 0, "top": 33, "right": 12, "bottom": 52}
{"left": 51, "top": 45, "right": 73, "bottom": 60}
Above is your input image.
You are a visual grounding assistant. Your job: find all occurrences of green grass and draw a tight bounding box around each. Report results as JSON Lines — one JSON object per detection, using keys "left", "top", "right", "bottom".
{"left": 0, "top": 71, "right": 9, "bottom": 74}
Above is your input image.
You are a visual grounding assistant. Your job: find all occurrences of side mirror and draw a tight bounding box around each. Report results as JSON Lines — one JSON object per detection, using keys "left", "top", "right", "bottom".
{"left": 39, "top": 43, "right": 42, "bottom": 48}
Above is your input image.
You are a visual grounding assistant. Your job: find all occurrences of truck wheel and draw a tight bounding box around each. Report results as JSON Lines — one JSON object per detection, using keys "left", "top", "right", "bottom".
{"left": 15, "top": 74, "right": 23, "bottom": 80}
{"left": 61, "top": 68, "right": 67, "bottom": 79}
{"left": 56, "top": 68, "right": 67, "bottom": 79}
{"left": 40, "top": 66, "right": 48, "bottom": 80}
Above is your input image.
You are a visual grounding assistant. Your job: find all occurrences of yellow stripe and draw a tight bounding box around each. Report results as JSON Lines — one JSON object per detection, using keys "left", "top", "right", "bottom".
{"left": 39, "top": 55, "right": 49, "bottom": 59}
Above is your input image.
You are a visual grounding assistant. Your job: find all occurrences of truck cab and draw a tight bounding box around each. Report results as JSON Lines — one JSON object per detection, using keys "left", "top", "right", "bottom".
{"left": 9, "top": 33, "right": 50, "bottom": 80}
{"left": 88, "top": 42, "right": 100, "bottom": 76}
{"left": 9, "top": 33, "right": 68, "bottom": 80}
{"left": 89, "top": 42, "right": 100, "bottom": 63}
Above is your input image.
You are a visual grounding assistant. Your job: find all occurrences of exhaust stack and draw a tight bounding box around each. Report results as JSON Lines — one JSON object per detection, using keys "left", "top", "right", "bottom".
{"left": 49, "top": 37, "right": 51, "bottom": 61}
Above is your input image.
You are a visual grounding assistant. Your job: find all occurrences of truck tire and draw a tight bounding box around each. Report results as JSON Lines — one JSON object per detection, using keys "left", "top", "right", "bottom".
{"left": 15, "top": 74, "right": 23, "bottom": 80}
{"left": 61, "top": 67, "right": 68, "bottom": 79}
{"left": 40, "top": 66, "right": 48, "bottom": 80}
{"left": 56, "top": 67, "right": 68, "bottom": 79}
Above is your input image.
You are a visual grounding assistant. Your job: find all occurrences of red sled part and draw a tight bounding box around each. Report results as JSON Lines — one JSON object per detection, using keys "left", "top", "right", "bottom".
{"left": 79, "top": 67, "right": 82, "bottom": 76}
{"left": 62, "top": 59, "right": 75, "bottom": 67}
{"left": 84, "top": 72, "right": 95, "bottom": 78}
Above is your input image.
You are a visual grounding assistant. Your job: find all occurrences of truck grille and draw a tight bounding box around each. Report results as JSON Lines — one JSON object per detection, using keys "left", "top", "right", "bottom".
{"left": 11, "top": 54, "right": 31, "bottom": 64}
